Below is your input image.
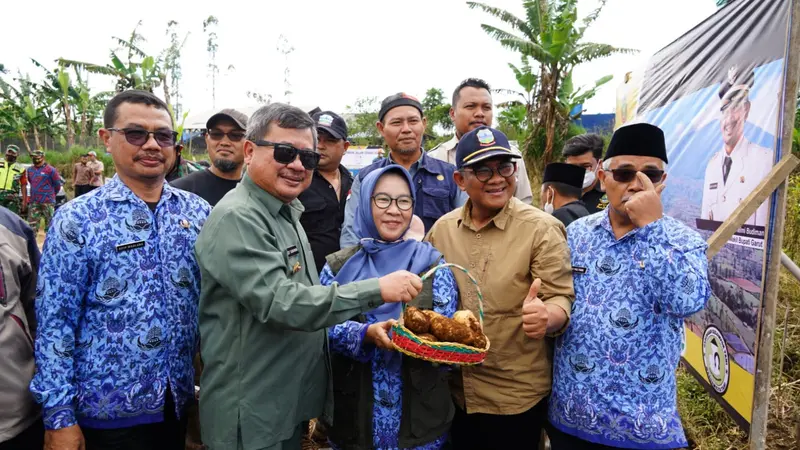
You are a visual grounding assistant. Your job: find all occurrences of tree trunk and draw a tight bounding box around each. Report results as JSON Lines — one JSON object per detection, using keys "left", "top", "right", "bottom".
{"left": 32, "top": 127, "right": 41, "bottom": 150}
{"left": 543, "top": 65, "right": 561, "bottom": 165}
{"left": 79, "top": 106, "right": 88, "bottom": 147}
{"left": 162, "top": 74, "right": 172, "bottom": 114}
{"left": 19, "top": 131, "right": 31, "bottom": 153}
{"left": 63, "top": 100, "right": 74, "bottom": 149}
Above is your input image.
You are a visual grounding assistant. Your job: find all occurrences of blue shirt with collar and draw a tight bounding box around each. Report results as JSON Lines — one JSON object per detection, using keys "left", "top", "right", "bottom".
{"left": 340, "top": 150, "right": 467, "bottom": 248}
{"left": 31, "top": 175, "right": 211, "bottom": 430}
{"left": 548, "top": 211, "right": 711, "bottom": 449}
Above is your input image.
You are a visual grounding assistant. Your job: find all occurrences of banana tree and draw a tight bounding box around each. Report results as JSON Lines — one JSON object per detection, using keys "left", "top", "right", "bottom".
{"left": 59, "top": 22, "right": 164, "bottom": 94}
{"left": 468, "top": 0, "right": 636, "bottom": 165}
{"left": 557, "top": 72, "right": 613, "bottom": 120}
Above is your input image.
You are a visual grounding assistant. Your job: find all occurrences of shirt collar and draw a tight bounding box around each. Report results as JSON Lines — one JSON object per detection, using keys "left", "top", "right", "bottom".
{"left": 595, "top": 208, "right": 644, "bottom": 241}
{"left": 241, "top": 172, "right": 304, "bottom": 220}
{"left": 106, "top": 175, "right": 174, "bottom": 204}
{"left": 458, "top": 198, "right": 513, "bottom": 231}
{"left": 390, "top": 150, "right": 446, "bottom": 175}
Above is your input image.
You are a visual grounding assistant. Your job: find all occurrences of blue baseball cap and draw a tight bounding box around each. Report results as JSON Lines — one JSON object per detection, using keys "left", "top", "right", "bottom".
{"left": 455, "top": 126, "right": 520, "bottom": 169}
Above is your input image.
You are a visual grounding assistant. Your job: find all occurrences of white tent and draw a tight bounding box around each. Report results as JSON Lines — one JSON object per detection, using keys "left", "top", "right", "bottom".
{"left": 183, "top": 104, "right": 319, "bottom": 130}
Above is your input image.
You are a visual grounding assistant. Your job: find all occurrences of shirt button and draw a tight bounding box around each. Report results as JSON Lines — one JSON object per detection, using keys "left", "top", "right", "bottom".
{"left": 476, "top": 234, "right": 482, "bottom": 239}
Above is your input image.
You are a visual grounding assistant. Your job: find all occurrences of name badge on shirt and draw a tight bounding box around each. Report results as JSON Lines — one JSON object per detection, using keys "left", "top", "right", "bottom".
{"left": 116, "top": 241, "right": 145, "bottom": 253}
{"left": 709, "top": 182, "right": 718, "bottom": 190}
{"left": 572, "top": 266, "right": 587, "bottom": 274}
{"left": 287, "top": 245, "right": 299, "bottom": 257}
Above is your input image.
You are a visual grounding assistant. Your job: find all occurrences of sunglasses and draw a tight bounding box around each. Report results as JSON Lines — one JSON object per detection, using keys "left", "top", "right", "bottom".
{"left": 372, "top": 194, "right": 414, "bottom": 211}
{"left": 461, "top": 161, "right": 516, "bottom": 182}
{"left": 609, "top": 168, "right": 664, "bottom": 183}
{"left": 109, "top": 128, "right": 178, "bottom": 148}
{"left": 207, "top": 129, "right": 246, "bottom": 142}
{"left": 252, "top": 140, "right": 320, "bottom": 170}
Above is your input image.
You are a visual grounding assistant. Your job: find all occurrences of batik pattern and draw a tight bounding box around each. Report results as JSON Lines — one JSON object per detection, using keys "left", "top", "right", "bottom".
{"left": 548, "top": 212, "right": 711, "bottom": 449}
{"left": 323, "top": 262, "right": 458, "bottom": 450}
{"left": 30, "top": 176, "right": 211, "bottom": 430}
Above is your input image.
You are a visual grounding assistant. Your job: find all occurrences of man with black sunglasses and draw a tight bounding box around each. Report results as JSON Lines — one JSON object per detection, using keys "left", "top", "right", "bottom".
{"left": 548, "top": 123, "right": 711, "bottom": 450}
{"left": 195, "top": 103, "right": 424, "bottom": 450}
{"left": 426, "top": 125, "right": 574, "bottom": 450}
{"left": 171, "top": 109, "right": 249, "bottom": 206}
{"left": 32, "top": 90, "right": 212, "bottom": 450}
{"left": 298, "top": 111, "right": 353, "bottom": 274}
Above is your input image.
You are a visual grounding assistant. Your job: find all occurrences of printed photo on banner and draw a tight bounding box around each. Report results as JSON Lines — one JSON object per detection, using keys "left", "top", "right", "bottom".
{"left": 620, "top": 0, "right": 790, "bottom": 429}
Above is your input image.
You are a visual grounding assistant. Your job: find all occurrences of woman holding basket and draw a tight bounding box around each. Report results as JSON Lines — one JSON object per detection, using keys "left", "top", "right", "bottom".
{"left": 319, "top": 165, "right": 458, "bottom": 450}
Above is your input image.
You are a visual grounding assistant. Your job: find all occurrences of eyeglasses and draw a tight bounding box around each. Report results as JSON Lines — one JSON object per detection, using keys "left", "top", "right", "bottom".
{"left": 372, "top": 194, "right": 414, "bottom": 211}
{"left": 609, "top": 168, "right": 665, "bottom": 183}
{"left": 461, "top": 161, "right": 516, "bottom": 182}
{"left": 252, "top": 140, "right": 320, "bottom": 170}
{"left": 207, "top": 129, "right": 246, "bottom": 142}
{"left": 108, "top": 128, "right": 178, "bottom": 148}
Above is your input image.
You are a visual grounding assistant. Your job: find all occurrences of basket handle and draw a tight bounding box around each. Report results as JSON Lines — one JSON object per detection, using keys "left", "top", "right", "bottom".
{"left": 416, "top": 263, "right": 485, "bottom": 329}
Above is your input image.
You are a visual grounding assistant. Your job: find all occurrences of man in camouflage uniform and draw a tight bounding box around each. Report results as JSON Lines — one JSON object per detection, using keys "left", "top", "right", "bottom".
{"left": 165, "top": 144, "right": 205, "bottom": 182}
{"left": 0, "top": 145, "right": 27, "bottom": 216}
{"left": 25, "top": 150, "right": 62, "bottom": 236}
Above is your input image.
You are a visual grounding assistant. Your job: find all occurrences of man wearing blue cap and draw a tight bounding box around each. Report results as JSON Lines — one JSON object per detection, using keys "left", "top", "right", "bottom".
{"left": 340, "top": 93, "right": 467, "bottom": 248}
{"left": 426, "top": 126, "right": 574, "bottom": 450}
{"left": 548, "top": 123, "right": 710, "bottom": 449}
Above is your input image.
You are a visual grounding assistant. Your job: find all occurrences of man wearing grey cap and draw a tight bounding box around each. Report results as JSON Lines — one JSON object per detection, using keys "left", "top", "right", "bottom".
{"left": 701, "top": 67, "right": 772, "bottom": 226}
{"left": 340, "top": 92, "right": 467, "bottom": 248}
{"left": 171, "top": 109, "right": 249, "bottom": 206}
{"left": 298, "top": 111, "right": 353, "bottom": 274}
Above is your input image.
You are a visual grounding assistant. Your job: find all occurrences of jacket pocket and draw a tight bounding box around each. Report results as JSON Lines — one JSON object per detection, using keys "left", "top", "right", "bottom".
{"left": 407, "top": 364, "right": 453, "bottom": 438}
{"left": 420, "top": 186, "right": 450, "bottom": 220}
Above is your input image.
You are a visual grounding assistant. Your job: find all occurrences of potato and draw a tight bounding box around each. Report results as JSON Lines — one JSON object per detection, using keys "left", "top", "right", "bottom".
{"left": 403, "top": 306, "right": 430, "bottom": 334}
{"left": 429, "top": 315, "right": 473, "bottom": 345}
{"left": 453, "top": 310, "right": 482, "bottom": 334}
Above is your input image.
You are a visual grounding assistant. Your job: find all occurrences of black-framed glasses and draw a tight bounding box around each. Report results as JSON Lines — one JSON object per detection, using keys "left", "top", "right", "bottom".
{"left": 609, "top": 168, "right": 664, "bottom": 183}
{"left": 462, "top": 161, "right": 516, "bottom": 182}
{"left": 108, "top": 128, "right": 177, "bottom": 148}
{"left": 372, "top": 194, "right": 414, "bottom": 211}
{"left": 207, "top": 129, "right": 246, "bottom": 142}
{"left": 252, "top": 140, "right": 320, "bottom": 170}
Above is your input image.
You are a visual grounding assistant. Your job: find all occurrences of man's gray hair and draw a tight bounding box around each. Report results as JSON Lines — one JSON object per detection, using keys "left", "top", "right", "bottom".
{"left": 245, "top": 103, "right": 318, "bottom": 150}
{"left": 602, "top": 157, "right": 668, "bottom": 171}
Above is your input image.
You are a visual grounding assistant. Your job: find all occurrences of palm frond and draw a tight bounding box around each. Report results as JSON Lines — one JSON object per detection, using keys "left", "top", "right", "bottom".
{"left": 479, "top": 24, "right": 524, "bottom": 46}
{"left": 112, "top": 37, "right": 148, "bottom": 59}
{"left": 467, "top": 2, "right": 532, "bottom": 36}
{"left": 499, "top": 36, "right": 552, "bottom": 63}
{"left": 58, "top": 58, "right": 118, "bottom": 77}
{"left": 568, "top": 43, "right": 638, "bottom": 65}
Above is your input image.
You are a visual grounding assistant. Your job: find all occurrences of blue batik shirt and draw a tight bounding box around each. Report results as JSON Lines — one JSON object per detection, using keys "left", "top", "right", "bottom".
{"left": 322, "top": 262, "right": 458, "bottom": 450}
{"left": 30, "top": 176, "right": 211, "bottom": 430}
{"left": 549, "top": 212, "right": 710, "bottom": 449}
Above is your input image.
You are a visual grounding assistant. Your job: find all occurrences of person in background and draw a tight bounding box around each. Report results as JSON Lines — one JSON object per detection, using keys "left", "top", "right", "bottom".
{"left": 322, "top": 165, "right": 458, "bottom": 450}
{"left": 548, "top": 123, "right": 711, "bottom": 449}
{"left": 428, "top": 78, "right": 533, "bottom": 204}
{"left": 340, "top": 93, "right": 466, "bottom": 247}
{"left": 31, "top": 89, "right": 211, "bottom": 450}
{"left": 299, "top": 110, "right": 353, "bottom": 274}
{"left": 541, "top": 162, "right": 591, "bottom": 227}
{"left": 87, "top": 151, "right": 105, "bottom": 191}
{"left": 426, "top": 126, "right": 574, "bottom": 450}
{"left": 72, "top": 154, "right": 94, "bottom": 197}
{"left": 171, "top": 109, "right": 249, "bottom": 206}
{"left": 0, "top": 145, "right": 27, "bottom": 217}
{"left": 195, "top": 103, "right": 423, "bottom": 450}
{"left": 0, "top": 206, "right": 42, "bottom": 450}
{"left": 561, "top": 133, "right": 606, "bottom": 213}
{"left": 25, "top": 150, "right": 62, "bottom": 236}
{"left": 165, "top": 140, "right": 205, "bottom": 183}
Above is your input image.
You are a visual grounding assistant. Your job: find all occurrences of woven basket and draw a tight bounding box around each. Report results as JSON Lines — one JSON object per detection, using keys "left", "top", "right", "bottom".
{"left": 391, "top": 263, "right": 490, "bottom": 365}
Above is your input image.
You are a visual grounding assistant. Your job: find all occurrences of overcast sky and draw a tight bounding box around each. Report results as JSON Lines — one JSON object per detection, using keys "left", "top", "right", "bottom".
{"left": 3, "top": 0, "right": 718, "bottom": 121}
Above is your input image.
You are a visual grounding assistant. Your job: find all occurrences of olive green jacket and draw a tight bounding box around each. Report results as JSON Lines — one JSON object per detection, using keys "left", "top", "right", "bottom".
{"left": 196, "top": 174, "right": 383, "bottom": 450}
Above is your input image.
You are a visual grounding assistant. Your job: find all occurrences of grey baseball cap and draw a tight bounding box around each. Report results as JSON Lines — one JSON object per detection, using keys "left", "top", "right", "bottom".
{"left": 206, "top": 108, "right": 249, "bottom": 130}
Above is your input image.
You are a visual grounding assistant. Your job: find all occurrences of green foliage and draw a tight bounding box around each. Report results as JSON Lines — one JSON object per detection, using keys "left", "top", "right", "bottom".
{"left": 469, "top": 0, "right": 635, "bottom": 167}
{"left": 421, "top": 88, "right": 453, "bottom": 136}
{"left": 345, "top": 97, "right": 382, "bottom": 146}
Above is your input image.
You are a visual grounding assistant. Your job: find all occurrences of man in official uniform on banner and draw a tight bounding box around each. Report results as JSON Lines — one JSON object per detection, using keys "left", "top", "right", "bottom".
{"left": 701, "top": 67, "right": 772, "bottom": 227}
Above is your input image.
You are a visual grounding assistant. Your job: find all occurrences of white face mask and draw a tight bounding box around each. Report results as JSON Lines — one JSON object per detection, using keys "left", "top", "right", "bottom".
{"left": 544, "top": 188, "right": 555, "bottom": 214}
{"left": 582, "top": 167, "right": 597, "bottom": 189}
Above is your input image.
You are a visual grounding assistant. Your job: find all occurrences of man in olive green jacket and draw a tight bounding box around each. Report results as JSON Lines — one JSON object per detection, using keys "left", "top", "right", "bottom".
{"left": 195, "top": 103, "right": 423, "bottom": 450}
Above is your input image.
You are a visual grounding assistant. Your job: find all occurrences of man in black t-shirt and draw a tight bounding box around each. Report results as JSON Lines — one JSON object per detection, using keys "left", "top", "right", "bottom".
{"left": 171, "top": 109, "right": 249, "bottom": 206}
{"left": 561, "top": 133, "right": 607, "bottom": 213}
{"left": 298, "top": 111, "right": 353, "bottom": 274}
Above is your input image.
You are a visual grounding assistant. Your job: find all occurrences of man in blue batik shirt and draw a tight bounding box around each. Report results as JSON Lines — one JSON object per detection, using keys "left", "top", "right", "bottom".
{"left": 31, "top": 90, "right": 211, "bottom": 450}
{"left": 548, "top": 123, "right": 711, "bottom": 450}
